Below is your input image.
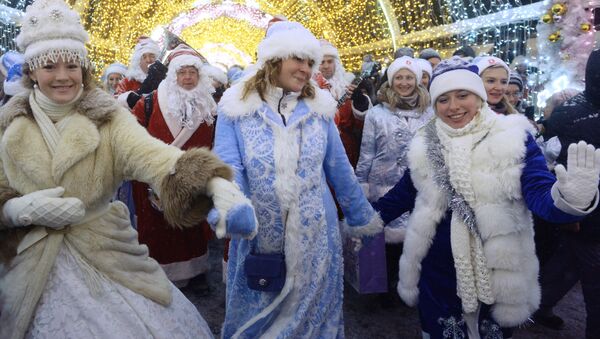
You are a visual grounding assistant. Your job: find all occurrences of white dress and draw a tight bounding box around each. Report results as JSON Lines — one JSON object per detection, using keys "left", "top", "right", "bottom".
{"left": 25, "top": 246, "right": 214, "bottom": 339}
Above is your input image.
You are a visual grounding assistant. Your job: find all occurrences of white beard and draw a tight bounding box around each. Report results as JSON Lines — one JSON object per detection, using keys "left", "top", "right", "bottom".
{"left": 166, "top": 76, "right": 217, "bottom": 129}
{"left": 326, "top": 59, "right": 351, "bottom": 101}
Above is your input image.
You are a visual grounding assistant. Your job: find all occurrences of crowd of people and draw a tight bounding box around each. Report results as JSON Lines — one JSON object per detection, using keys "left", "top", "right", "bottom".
{"left": 0, "top": 0, "right": 599, "bottom": 338}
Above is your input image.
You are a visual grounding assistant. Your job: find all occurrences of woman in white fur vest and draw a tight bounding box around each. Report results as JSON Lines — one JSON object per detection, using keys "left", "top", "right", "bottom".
{"left": 214, "top": 21, "right": 382, "bottom": 338}
{"left": 373, "top": 57, "right": 600, "bottom": 339}
{"left": 0, "top": 1, "right": 256, "bottom": 338}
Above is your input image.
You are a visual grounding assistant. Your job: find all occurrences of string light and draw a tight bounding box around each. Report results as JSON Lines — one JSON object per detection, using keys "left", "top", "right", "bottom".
{"left": 178, "top": 16, "right": 264, "bottom": 65}
{"left": 82, "top": 0, "right": 196, "bottom": 75}
{"left": 0, "top": 1, "right": 27, "bottom": 54}
{"left": 535, "top": 0, "right": 595, "bottom": 108}
{"left": 0, "top": 0, "right": 562, "bottom": 79}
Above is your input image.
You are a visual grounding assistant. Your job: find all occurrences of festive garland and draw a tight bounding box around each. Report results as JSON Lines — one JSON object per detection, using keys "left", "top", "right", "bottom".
{"left": 536, "top": 0, "right": 595, "bottom": 106}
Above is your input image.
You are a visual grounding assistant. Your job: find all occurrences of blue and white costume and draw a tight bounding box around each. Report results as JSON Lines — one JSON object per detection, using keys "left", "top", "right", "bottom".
{"left": 215, "top": 81, "right": 382, "bottom": 338}
{"left": 375, "top": 109, "right": 595, "bottom": 338}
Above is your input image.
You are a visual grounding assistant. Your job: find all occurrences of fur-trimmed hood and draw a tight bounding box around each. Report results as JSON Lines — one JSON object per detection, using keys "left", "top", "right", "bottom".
{"left": 0, "top": 87, "right": 117, "bottom": 131}
{"left": 218, "top": 79, "right": 337, "bottom": 120}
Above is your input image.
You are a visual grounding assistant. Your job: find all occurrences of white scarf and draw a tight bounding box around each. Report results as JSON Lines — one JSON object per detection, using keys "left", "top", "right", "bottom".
{"left": 29, "top": 87, "right": 83, "bottom": 155}
{"left": 435, "top": 104, "right": 497, "bottom": 314}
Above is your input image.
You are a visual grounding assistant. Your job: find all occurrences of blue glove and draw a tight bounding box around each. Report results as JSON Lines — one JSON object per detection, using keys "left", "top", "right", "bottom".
{"left": 207, "top": 204, "right": 257, "bottom": 239}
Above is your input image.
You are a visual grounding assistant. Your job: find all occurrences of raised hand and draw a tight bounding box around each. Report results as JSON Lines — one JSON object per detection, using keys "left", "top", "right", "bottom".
{"left": 555, "top": 141, "right": 600, "bottom": 209}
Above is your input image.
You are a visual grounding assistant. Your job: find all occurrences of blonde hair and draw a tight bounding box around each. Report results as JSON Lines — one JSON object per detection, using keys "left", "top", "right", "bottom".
{"left": 500, "top": 95, "right": 517, "bottom": 114}
{"left": 377, "top": 80, "right": 430, "bottom": 113}
{"left": 242, "top": 59, "right": 315, "bottom": 101}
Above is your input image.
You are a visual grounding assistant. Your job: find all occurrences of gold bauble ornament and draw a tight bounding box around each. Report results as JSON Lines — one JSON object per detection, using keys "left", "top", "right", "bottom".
{"left": 542, "top": 14, "right": 553, "bottom": 23}
{"left": 551, "top": 3, "right": 567, "bottom": 16}
{"left": 548, "top": 31, "right": 561, "bottom": 42}
{"left": 581, "top": 23, "right": 592, "bottom": 32}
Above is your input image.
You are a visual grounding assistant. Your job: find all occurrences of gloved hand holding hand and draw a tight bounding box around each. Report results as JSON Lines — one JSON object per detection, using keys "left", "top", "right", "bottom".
{"left": 555, "top": 141, "right": 600, "bottom": 209}
{"left": 2, "top": 187, "right": 85, "bottom": 229}
{"left": 206, "top": 177, "right": 257, "bottom": 239}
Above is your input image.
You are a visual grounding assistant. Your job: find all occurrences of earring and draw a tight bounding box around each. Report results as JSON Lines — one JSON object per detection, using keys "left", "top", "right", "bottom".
{"left": 33, "top": 82, "right": 38, "bottom": 89}
{"left": 81, "top": 83, "right": 84, "bottom": 88}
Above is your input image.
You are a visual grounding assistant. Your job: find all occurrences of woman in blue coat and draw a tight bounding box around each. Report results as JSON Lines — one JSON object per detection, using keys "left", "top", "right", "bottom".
{"left": 374, "top": 57, "right": 600, "bottom": 338}
{"left": 213, "top": 22, "right": 382, "bottom": 338}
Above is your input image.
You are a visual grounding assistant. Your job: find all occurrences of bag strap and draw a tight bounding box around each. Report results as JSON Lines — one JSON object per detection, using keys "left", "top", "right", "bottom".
{"left": 144, "top": 92, "right": 154, "bottom": 128}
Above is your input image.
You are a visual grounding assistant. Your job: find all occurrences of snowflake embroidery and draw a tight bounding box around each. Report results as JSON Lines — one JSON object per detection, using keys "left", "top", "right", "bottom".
{"left": 480, "top": 319, "right": 504, "bottom": 339}
{"left": 438, "top": 315, "right": 466, "bottom": 339}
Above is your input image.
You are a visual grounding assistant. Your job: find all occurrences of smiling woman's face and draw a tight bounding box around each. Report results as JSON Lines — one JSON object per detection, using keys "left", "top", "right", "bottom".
{"left": 275, "top": 56, "right": 313, "bottom": 92}
{"left": 481, "top": 66, "right": 508, "bottom": 105}
{"left": 391, "top": 68, "right": 417, "bottom": 97}
{"left": 29, "top": 58, "right": 82, "bottom": 104}
{"left": 435, "top": 90, "right": 482, "bottom": 129}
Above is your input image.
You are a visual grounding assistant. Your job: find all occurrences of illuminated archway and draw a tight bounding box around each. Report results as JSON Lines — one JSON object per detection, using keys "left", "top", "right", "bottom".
{"left": 160, "top": 2, "right": 271, "bottom": 69}
{"left": 77, "top": 0, "right": 396, "bottom": 73}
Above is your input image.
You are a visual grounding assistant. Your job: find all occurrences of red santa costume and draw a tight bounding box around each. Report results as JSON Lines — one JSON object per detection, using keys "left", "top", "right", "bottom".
{"left": 131, "top": 45, "right": 217, "bottom": 286}
{"left": 315, "top": 40, "right": 370, "bottom": 168}
{"left": 115, "top": 37, "right": 160, "bottom": 108}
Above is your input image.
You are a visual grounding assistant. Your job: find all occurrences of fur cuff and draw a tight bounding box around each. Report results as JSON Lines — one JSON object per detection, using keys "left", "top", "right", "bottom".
{"left": 384, "top": 225, "right": 406, "bottom": 244}
{"left": 117, "top": 91, "right": 132, "bottom": 109}
{"left": 160, "top": 148, "right": 233, "bottom": 228}
{"left": 397, "top": 281, "right": 419, "bottom": 307}
{"left": 0, "top": 186, "right": 21, "bottom": 230}
{"left": 551, "top": 183, "right": 599, "bottom": 216}
{"left": 0, "top": 186, "right": 26, "bottom": 265}
{"left": 342, "top": 213, "right": 383, "bottom": 237}
{"left": 491, "top": 302, "right": 534, "bottom": 327}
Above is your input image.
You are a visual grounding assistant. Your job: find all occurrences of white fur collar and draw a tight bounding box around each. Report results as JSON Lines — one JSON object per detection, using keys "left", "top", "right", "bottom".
{"left": 218, "top": 80, "right": 337, "bottom": 120}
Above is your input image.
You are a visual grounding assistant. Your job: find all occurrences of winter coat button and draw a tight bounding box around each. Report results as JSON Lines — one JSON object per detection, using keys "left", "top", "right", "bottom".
{"left": 259, "top": 278, "right": 268, "bottom": 286}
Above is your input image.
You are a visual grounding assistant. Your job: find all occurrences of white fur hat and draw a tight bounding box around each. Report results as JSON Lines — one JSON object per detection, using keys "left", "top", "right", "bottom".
{"left": 16, "top": 0, "right": 89, "bottom": 70}
{"left": 472, "top": 56, "right": 510, "bottom": 76}
{"left": 133, "top": 38, "right": 160, "bottom": 60}
{"left": 101, "top": 62, "right": 127, "bottom": 81}
{"left": 164, "top": 45, "right": 213, "bottom": 94}
{"left": 429, "top": 57, "right": 487, "bottom": 105}
{"left": 126, "top": 37, "right": 161, "bottom": 82}
{"left": 257, "top": 21, "right": 322, "bottom": 73}
{"left": 202, "top": 64, "right": 228, "bottom": 86}
{"left": 320, "top": 39, "right": 339, "bottom": 59}
{"left": 387, "top": 56, "right": 422, "bottom": 84}
{"left": 167, "top": 45, "right": 203, "bottom": 74}
{"left": 415, "top": 58, "right": 433, "bottom": 78}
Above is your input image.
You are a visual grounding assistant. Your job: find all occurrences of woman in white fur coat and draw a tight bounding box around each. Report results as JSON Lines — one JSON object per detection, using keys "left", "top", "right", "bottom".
{"left": 0, "top": 1, "right": 256, "bottom": 338}
{"left": 214, "top": 22, "right": 382, "bottom": 338}
{"left": 373, "top": 57, "right": 600, "bottom": 338}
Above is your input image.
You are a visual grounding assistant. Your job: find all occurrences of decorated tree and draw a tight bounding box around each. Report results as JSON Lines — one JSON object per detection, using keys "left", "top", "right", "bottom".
{"left": 536, "top": 0, "right": 595, "bottom": 106}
